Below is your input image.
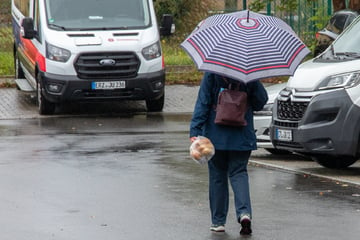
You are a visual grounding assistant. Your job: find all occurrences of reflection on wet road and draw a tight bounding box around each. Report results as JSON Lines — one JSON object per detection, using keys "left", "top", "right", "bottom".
{"left": 0, "top": 116, "right": 359, "bottom": 240}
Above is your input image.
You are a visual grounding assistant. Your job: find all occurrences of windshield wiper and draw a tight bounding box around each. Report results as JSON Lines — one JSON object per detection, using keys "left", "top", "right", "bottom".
{"left": 48, "top": 24, "right": 67, "bottom": 31}
{"left": 334, "top": 52, "right": 360, "bottom": 58}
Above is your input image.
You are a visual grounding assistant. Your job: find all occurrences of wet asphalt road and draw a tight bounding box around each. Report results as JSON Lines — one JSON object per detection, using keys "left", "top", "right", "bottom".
{"left": 0, "top": 116, "right": 359, "bottom": 240}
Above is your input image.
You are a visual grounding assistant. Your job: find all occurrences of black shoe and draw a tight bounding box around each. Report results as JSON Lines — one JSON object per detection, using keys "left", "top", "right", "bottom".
{"left": 240, "top": 216, "right": 252, "bottom": 235}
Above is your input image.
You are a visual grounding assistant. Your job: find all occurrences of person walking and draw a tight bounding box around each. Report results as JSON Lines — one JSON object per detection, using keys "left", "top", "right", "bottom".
{"left": 189, "top": 72, "right": 268, "bottom": 235}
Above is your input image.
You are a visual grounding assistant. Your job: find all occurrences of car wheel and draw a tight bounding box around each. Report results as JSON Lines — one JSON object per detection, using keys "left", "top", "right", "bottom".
{"left": 14, "top": 51, "right": 25, "bottom": 79}
{"left": 37, "top": 73, "right": 56, "bottom": 115}
{"left": 265, "top": 148, "right": 291, "bottom": 155}
{"left": 312, "top": 155, "right": 358, "bottom": 169}
{"left": 146, "top": 95, "right": 164, "bottom": 112}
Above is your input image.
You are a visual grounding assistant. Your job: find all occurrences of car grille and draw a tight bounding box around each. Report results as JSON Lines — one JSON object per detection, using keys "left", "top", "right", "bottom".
{"left": 277, "top": 100, "right": 309, "bottom": 121}
{"left": 273, "top": 120, "right": 298, "bottom": 128}
{"left": 272, "top": 140, "right": 303, "bottom": 149}
{"left": 276, "top": 88, "right": 312, "bottom": 121}
{"left": 74, "top": 52, "right": 140, "bottom": 79}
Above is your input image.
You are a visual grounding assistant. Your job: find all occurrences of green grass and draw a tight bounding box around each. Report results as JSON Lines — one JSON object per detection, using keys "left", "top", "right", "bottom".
{"left": 0, "top": 27, "right": 14, "bottom": 76}
{"left": 162, "top": 39, "right": 194, "bottom": 65}
{"left": 162, "top": 39, "right": 203, "bottom": 84}
{"left": 0, "top": 52, "right": 14, "bottom": 76}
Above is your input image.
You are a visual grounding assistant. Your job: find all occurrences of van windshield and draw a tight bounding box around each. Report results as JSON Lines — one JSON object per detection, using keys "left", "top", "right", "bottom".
{"left": 45, "top": 0, "right": 151, "bottom": 30}
{"left": 332, "top": 17, "right": 360, "bottom": 53}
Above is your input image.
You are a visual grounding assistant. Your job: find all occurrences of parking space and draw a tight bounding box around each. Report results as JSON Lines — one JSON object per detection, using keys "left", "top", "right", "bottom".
{"left": 0, "top": 85, "right": 199, "bottom": 119}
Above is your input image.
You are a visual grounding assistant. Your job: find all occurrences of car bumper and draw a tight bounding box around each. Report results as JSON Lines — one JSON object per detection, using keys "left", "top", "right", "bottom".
{"left": 254, "top": 115, "right": 273, "bottom": 149}
{"left": 39, "top": 70, "right": 165, "bottom": 103}
{"left": 271, "top": 89, "right": 360, "bottom": 156}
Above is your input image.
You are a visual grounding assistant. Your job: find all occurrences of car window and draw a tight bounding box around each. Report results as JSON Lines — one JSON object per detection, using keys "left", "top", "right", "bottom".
{"left": 333, "top": 17, "right": 360, "bottom": 53}
{"left": 344, "top": 15, "right": 357, "bottom": 29}
{"left": 330, "top": 14, "right": 347, "bottom": 30}
{"left": 45, "top": 0, "right": 151, "bottom": 30}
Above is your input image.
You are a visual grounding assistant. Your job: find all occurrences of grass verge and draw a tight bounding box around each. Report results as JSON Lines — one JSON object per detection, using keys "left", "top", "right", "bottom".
{"left": 0, "top": 52, "right": 14, "bottom": 76}
{"left": 162, "top": 39, "right": 203, "bottom": 85}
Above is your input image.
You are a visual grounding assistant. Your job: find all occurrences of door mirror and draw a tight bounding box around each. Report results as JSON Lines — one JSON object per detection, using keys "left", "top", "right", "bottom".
{"left": 21, "top": 17, "right": 37, "bottom": 39}
{"left": 160, "top": 14, "right": 175, "bottom": 36}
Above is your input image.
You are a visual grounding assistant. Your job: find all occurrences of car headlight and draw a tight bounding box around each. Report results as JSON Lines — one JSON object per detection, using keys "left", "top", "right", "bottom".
{"left": 46, "top": 42, "right": 71, "bottom": 62}
{"left": 142, "top": 42, "right": 161, "bottom": 60}
{"left": 318, "top": 71, "right": 360, "bottom": 90}
{"left": 254, "top": 103, "right": 273, "bottom": 116}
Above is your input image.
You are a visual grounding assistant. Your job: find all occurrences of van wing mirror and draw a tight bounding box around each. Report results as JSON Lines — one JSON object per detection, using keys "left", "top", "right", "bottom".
{"left": 21, "top": 17, "right": 37, "bottom": 39}
{"left": 160, "top": 14, "right": 175, "bottom": 36}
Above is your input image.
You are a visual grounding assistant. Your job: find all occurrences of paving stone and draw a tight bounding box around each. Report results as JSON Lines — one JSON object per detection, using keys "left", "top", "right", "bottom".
{"left": 0, "top": 85, "right": 199, "bottom": 119}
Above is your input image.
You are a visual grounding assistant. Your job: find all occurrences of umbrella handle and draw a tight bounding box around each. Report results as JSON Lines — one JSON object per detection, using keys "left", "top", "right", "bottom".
{"left": 247, "top": 10, "right": 249, "bottom": 23}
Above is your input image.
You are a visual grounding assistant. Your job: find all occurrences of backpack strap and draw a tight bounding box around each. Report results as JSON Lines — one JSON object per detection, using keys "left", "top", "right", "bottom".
{"left": 223, "top": 76, "right": 246, "bottom": 92}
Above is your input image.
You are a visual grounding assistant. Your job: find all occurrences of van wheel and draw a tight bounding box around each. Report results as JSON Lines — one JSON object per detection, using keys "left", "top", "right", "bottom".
{"left": 146, "top": 95, "right": 164, "bottom": 112}
{"left": 312, "top": 155, "right": 358, "bottom": 169}
{"left": 36, "top": 74, "right": 56, "bottom": 115}
{"left": 14, "top": 52, "right": 25, "bottom": 79}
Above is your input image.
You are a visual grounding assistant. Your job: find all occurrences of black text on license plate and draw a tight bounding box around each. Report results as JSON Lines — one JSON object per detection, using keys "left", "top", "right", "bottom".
{"left": 276, "top": 128, "right": 292, "bottom": 141}
{"left": 92, "top": 81, "right": 125, "bottom": 90}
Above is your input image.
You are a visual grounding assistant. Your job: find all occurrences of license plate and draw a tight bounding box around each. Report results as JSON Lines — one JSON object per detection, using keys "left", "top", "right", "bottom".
{"left": 275, "top": 128, "right": 292, "bottom": 141}
{"left": 92, "top": 81, "right": 125, "bottom": 90}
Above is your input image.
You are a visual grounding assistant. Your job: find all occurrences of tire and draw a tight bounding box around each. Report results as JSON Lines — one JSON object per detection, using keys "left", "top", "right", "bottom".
{"left": 14, "top": 51, "right": 25, "bottom": 79}
{"left": 265, "top": 148, "right": 291, "bottom": 155}
{"left": 36, "top": 73, "right": 56, "bottom": 115}
{"left": 312, "top": 155, "right": 358, "bottom": 169}
{"left": 146, "top": 95, "right": 164, "bottom": 112}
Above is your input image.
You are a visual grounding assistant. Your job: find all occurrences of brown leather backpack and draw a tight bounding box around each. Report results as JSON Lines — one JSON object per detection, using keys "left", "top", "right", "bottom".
{"left": 214, "top": 83, "right": 248, "bottom": 127}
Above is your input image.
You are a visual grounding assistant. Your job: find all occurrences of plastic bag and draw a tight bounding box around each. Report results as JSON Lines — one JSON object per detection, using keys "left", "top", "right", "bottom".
{"left": 189, "top": 136, "right": 215, "bottom": 164}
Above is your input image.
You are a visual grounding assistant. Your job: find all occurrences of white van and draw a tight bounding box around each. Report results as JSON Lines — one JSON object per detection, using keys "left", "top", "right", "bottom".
{"left": 11, "top": 0, "right": 174, "bottom": 114}
{"left": 270, "top": 16, "right": 360, "bottom": 169}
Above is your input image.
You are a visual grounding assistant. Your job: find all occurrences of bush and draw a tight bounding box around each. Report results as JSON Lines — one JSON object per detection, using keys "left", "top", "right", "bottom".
{"left": 155, "top": 0, "right": 214, "bottom": 41}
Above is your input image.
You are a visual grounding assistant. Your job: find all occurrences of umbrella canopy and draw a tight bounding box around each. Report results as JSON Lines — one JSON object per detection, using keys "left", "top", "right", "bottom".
{"left": 181, "top": 10, "right": 311, "bottom": 83}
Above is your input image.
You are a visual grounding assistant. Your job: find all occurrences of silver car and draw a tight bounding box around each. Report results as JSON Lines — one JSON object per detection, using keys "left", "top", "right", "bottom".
{"left": 254, "top": 82, "right": 289, "bottom": 154}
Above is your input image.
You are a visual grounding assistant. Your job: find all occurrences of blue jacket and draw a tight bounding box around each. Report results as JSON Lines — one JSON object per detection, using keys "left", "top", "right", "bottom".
{"left": 190, "top": 72, "right": 268, "bottom": 151}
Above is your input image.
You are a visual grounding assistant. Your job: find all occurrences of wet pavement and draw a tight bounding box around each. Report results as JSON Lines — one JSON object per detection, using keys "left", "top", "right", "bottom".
{"left": 0, "top": 116, "right": 359, "bottom": 240}
{"left": 0, "top": 85, "right": 360, "bottom": 186}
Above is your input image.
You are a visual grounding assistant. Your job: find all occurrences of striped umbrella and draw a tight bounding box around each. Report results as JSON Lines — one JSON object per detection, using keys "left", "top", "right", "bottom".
{"left": 181, "top": 10, "right": 310, "bottom": 83}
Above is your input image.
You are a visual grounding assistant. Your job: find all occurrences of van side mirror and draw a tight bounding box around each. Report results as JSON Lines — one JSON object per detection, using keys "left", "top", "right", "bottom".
{"left": 160, "top": 14, "right": 175, "bottom": 36}
{"left": 21, "top": 17, "right": 37, "bottom": 39}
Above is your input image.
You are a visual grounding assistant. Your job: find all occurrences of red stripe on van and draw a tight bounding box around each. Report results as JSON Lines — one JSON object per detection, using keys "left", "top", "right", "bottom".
{"left": 22, "top": 38, "right": 46, "bottom": 72}
{"left": 36, "top": 54, "right": 46, "bottom": 72}
{"left": 162, "top": 55, "right": 165, "bottom": 69}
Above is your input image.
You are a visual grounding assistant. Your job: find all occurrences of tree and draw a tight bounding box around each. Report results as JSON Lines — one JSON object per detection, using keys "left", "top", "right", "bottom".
{"left": 225, "top": 0, "right": 238, "bottom": 11}
{"left": 349, "top": 0, "right": 360, "bottom": 10}
{"left": 333, "top": 0, "right": 346, "bottom": 11}
{"left": 333, "top": 0, "right": 360, "bottom": 11}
